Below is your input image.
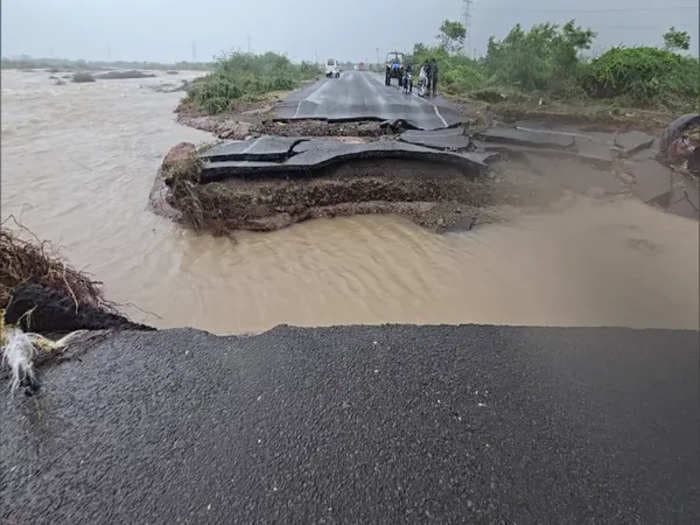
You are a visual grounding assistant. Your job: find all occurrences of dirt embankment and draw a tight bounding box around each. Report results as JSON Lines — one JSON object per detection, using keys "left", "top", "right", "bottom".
{"left": 159, "top": 155, "right": 493, "bottom": 235}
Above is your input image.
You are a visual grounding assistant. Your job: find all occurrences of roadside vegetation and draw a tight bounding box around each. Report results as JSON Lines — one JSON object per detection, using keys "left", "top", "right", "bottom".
{"left": 410, "top": 20, "right": 699, "bottom": 114}
{"left": 181, "top": 52, "right": 322, "bottom": 114}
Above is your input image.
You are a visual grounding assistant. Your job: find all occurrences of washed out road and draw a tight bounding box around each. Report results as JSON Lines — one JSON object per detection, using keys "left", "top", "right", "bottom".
{"left": 2, "top": 325, "right": 698, "bottom": 522}
{"left": 275, "top": 70, "right": 461, "bottom": 130}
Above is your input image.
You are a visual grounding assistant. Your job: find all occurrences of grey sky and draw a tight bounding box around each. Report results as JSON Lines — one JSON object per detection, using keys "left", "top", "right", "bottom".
{"left": 2, "top": 0, "right": 698, "bottom": 62}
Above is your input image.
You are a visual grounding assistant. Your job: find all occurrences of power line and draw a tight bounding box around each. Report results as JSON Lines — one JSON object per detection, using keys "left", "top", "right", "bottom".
{"left": 475, "top": 6, "right": 697, "bottom": 13}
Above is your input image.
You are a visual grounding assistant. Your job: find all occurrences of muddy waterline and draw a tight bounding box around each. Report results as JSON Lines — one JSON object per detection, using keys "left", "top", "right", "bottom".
{"left": 2, "top": 70, "right": 698, "bottom": 333}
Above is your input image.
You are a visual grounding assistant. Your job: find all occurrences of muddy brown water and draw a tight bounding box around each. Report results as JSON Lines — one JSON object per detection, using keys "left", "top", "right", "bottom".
{"left": 2, "top": 69, "right": 698, "bottom": 333}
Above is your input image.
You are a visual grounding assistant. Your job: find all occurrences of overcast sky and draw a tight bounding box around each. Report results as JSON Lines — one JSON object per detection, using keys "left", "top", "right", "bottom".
{"left": 2, "top": 0, "right": 698, "bottom": 62}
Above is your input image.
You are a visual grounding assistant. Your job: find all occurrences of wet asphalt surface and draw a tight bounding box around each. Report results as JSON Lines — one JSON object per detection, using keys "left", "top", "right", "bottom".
{"left": 274, "top": 70, "right": 461, "bottom": 130}
{"left": 1, "top": 325, "right": 698, "bottom": 523}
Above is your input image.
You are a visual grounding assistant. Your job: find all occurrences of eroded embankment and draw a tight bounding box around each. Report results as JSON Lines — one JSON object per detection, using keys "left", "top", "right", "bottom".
{"left": 158, "top": 156, "right": 493, "bottom": 234}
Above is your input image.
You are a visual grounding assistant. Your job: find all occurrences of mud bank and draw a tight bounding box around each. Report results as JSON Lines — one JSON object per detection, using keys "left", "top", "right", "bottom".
{"left": 159, "top": 158, "right": 493, "bottom": 234}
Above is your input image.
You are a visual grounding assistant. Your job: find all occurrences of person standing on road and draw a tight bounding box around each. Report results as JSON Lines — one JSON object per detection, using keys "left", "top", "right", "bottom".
{"left": 431, "top": 58, "right": 439, "bottom": 97}
{"left": 423, "top": 60, "right": 432, "bottom": 94}
{"left": 403, "top": 63, "right": 413, "bottom": 94}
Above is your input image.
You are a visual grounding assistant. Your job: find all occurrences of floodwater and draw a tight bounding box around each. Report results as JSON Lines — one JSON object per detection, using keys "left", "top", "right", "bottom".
{"left": 1, "top": 69, "right": 698, "bottom": 333}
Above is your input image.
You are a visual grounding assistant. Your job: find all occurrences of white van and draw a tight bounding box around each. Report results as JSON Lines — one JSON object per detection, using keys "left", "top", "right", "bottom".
{"left": 325, "top": 59, "right": 340, "bottom": 78}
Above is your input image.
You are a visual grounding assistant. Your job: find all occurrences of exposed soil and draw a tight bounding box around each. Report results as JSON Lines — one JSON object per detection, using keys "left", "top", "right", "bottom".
{"left": 176, "top": 96, "right": 392, "bottom": 140}
{"left": 177, "top": 110, "right": 390, "bottom": 140}
{"left": 159, "top": 159, "right": 495, "bottom": 234}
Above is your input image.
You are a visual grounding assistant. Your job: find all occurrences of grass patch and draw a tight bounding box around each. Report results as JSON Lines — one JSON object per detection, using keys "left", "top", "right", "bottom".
{"left": 184, "top": 52, "right": 321, "bottom": 114}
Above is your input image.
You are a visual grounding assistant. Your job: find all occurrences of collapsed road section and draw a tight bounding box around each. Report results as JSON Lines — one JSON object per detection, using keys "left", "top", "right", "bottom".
{"left": 153, "top": 121, "right": 699, "bottom": 235}
{"left": 153, "top": 135, "right": 497, "bottom": 234}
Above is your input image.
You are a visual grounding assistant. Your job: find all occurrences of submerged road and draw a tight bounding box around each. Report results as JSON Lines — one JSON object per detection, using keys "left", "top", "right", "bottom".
{"left": 1, "top": 325, "right": 698, "bottom": 522}
{"left": 275, "top": 70, "right": 462, "bottom": 130}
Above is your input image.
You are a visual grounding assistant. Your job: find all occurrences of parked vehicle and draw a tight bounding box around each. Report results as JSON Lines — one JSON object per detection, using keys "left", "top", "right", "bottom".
{"left": 385, "top": 51, "right": 405, "bottom": 86}
{"left": 325, "top": 58, "right": 340, "bottom": 78}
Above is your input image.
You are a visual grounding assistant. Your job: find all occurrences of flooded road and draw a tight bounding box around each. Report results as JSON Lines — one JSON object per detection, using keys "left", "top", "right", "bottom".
{"left": 2, "top": 69, "right": 698, "bottom": 333}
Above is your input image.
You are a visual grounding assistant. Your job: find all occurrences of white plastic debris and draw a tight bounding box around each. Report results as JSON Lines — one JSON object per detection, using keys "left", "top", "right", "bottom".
{"left": 1, "top": 328, "right": 37, "bottom": 392}
{"left": 2, "top": 328, "right": 86, "bottom": 394}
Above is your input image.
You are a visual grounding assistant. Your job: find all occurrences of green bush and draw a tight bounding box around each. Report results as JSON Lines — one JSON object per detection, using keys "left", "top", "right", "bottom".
{"left": 187, "top": 52, "right": 320, "bottom": 114}
{"left": 581, "top": 47, "right": 699, "bottom": 106}
{"left": 484, "top": 21, "right": 595, "bottom": 92}
{"left": 409, "top": 44, "right": 485, "bottom": 95}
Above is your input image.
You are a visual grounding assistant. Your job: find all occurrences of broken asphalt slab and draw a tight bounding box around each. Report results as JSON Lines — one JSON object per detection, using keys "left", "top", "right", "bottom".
{"left": 198, "top": 137, "right": 494, "bottom": 183}
{"left": 399, "top": 127, "right": 472, "bottom": 151}
{"left": 1, "top": 325, "right": 698, "bottom": 522}
{"left": 274, "top": 71, "right": 462, "bottom": 131}
{"left": 474, "top": 127, "right": 576, "bottom": 149}
{"left": 614, "top": 130, "right": 655, "bottom": 157}
{"left": 201, "top": 136, "right": 307, "bottom": 163}
{"left": 628, "top": 159, "right": 674, "bottom": 205}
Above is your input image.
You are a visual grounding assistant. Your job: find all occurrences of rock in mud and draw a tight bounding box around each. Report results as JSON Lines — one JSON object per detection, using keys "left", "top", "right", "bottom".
{"left": 4, "top": 283, "right": 153, "bottom": 334}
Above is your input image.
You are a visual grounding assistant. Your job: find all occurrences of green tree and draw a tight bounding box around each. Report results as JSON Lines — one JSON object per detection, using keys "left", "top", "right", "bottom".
{"left": 438, "top": 20, "right": 467, "bottom": 54}
{"left": 663, "top": 27, "right": 690, "bottom": 51}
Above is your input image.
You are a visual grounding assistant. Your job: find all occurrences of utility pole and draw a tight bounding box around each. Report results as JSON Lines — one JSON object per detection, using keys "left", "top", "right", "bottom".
{"left": 463, "top": 0, "right": 473, "bottom": 57}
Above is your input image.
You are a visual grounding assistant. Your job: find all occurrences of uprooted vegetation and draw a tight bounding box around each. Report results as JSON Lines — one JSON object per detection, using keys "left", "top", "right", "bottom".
{"left": 180, "top": 52, "right": 322, "bottom": 115}
{"left": 0, "top": 224, "right": 103, "bottom": 312}
{"left": 0, "top": 222, "right": 151, "bottom": 336}
{"left": 411, "top": 20, "right": 699, "bottom": 115}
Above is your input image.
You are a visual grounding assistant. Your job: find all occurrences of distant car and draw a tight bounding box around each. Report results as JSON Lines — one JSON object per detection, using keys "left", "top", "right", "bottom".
{"left": 385, "top": 51, "right": 405, "bottom": 86}
{"left": 326, "top": 59, "right": 340, "bottom": 78}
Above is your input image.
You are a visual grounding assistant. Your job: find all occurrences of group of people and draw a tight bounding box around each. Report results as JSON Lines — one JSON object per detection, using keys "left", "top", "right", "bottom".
{"left": 386, "top": 58, "right": 439, "bottom": 98}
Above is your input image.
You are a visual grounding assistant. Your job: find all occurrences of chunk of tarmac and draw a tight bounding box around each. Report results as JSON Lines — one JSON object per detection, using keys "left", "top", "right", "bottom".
{"left": 475, "top": 127, "right": 576, "bottom": 150}
{"left": 399, "top": 128, "right": 473, "bottom": 151}
{"left": 1, "top": 325, "right": 698, "bottom": 522}
{"left": 199, "top": 137, "right": 491, "bottom": 183}
{"left": 614, "top": 130, "right": 655, "bottom": 157}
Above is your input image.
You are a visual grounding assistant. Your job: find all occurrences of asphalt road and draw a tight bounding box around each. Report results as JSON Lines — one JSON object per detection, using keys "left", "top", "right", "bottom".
{"left": 275, "top": 71, "right": 461, "bottom": 130}
{"left": 1, "top": 325, "right": 698, "bottom": 523}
